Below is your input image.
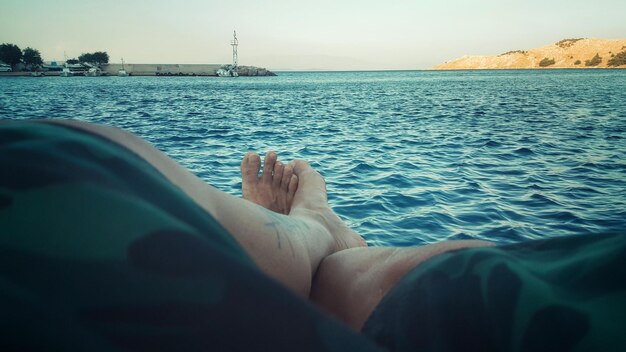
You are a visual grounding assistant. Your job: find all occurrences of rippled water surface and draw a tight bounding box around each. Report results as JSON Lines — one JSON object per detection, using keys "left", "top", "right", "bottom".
{"left": 2, "top": 70, "right": 625, "bottom": 246}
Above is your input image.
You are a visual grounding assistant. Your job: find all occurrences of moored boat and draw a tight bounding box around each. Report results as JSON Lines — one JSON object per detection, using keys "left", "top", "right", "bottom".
{"left": 59, "top": 67, "right": 71, "bottom": 77}
{"left": 84, "top": 67, "right": 101, "bottom": 77}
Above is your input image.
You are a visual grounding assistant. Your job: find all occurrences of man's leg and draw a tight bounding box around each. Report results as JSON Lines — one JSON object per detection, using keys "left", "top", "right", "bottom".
{"left": 228, "top": 140, "right": 493, "bottom": 330}
{"left": 41, "top": 119, "right": 365, "bottom": 297}
{"left": 227, "top": 141, "right": 495, "bottom": 330}
{"left": 311, "top": 241, "right": 493, "bottom": 330}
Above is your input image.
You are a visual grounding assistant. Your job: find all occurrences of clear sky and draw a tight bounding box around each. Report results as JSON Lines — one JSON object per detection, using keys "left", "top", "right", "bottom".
{"left": 1, "top": 0, "right": 625, "bottom": 70}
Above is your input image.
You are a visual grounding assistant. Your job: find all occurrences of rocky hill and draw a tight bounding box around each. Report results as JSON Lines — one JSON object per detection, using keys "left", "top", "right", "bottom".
{"left": 433, "top": 38, "right": 626, "bottom": 69}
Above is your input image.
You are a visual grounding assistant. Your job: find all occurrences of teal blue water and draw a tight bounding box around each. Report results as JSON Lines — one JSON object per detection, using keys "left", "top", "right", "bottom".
{"left": 1, "top": 70, "right": 625, "bottom": 246}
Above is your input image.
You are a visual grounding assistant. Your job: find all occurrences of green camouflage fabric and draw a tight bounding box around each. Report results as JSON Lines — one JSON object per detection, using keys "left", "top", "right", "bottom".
{"left": 363, "top": 233, "right": 626, "bottom": 352}
{"left": 0, "top": 121, "right": 381, "bottom": 352}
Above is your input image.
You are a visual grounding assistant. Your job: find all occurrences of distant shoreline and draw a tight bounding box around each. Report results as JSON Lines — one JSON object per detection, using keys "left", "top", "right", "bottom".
{"left": 0, "top": 63, "right": 276, "bottom": 77}
{"left": 0, "top": 72, "right": 218, "bottom": 77}
{"left": 434, "top": 38, "right": 626, "bottom": 70}
{"left": 2, "top": 68, "right": 626, "bottom": 77}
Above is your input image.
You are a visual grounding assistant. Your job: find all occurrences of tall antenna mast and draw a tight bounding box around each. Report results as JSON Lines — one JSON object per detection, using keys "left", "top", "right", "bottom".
{"left": 231, "top": 30, "right": 239, "bottom": 73}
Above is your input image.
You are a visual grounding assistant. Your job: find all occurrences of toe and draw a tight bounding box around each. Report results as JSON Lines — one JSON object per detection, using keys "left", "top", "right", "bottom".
{"left": 291, "top": 159, "right": 324, "bottom": 189}
{"left": 273, "top": 161, "right": 284, "bottom": 187}
{"left": 241, "top": 152, "right": 261, "bottom": 185}
{"left": 291, "top": 159, "right": 320, "bottom": 180}
{"left": 282, "top": 165, "right": 294, "bottom": 190}
{"left": 290, "top": 159, "right": 327, "bottom": 205}
{"left": 288, "top": 174, "right": 299, "bottom": 197}
{"left": 291, "top": 159, "right": 310, "bottom": 175}
{"left": 262, "top": 151, "right": 277, "bottom": 183}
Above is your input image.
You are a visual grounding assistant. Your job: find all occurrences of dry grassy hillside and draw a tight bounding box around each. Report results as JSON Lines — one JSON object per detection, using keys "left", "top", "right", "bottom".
{"left": 433, "top": 38, "right": 626, "bottom": 70}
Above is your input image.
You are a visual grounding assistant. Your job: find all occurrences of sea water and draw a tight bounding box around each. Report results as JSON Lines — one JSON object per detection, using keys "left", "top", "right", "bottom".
{"left": 1, "top": 70, "right": 625, "bottom": 246}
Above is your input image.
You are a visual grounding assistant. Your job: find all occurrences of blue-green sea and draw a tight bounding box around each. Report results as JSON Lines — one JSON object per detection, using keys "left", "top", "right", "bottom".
{"left": 1, "top": 70, "right": 625, "bottom": 246}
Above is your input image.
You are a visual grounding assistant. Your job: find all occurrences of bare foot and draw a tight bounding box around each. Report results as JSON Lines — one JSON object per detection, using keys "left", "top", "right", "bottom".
{"left": 241, "top": 151, "right": 298, "bottom": 214}
{"left": 289, "top": 159, "right": 367, "bottom": 252}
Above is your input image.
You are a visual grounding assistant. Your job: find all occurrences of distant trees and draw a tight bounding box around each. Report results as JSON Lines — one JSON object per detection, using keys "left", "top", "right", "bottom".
{"left": 0, "top": 43, "right": 115, "bottom": 71}
{"left": 78, "top": 51, "right": 109, "bottom": 66}
{"left": 585, "top": 53, "right": 602, "bottom": 67}
{"left": 22, "top": 47, "right": 43, "bottom": 69}
{"left": 555, "top": 38, "right": 584, "bottom": 48}
{"left": 499, "top": 50, "right": 527, "bottom": 57}
{"left": 539, "top": 58, "right": 555, "bottom": 67}
{"left": 0, "top": 43, "right": 23, "bottom": 67}
{"left": 574, "top": 60, "right": 581, "bottom": 65}
{"left": 0, "top": 43, "right": 43, "bottom": 70}
{"left": 607, "top": 51, "right": 626, "bottom": 67}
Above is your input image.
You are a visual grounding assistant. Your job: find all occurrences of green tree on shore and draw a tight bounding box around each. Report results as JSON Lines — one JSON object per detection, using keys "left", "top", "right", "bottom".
{"left": 585, "top": 53, "right": 602, "bottom": 67}
{"left": 0, "top": 43, "right": 23, "bottom": 67}
{"left": 22, "top": 47, "right": 43, "bottom": 69}
{"left": 78, "top": 51, "right": 109, "bottom": 66}
{"left": 539, "top": 58, "right": 555, "bottom": 67}
{"left": 607, "top": 51, "right": 626, "bottom": 67}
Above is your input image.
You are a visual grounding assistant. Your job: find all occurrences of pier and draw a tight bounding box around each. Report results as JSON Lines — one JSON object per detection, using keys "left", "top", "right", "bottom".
{"left": 102, "top": 63, "right": 275, "bottom": 76}
{"left": 0, "top": 64, "right": 275, "bottom": 77}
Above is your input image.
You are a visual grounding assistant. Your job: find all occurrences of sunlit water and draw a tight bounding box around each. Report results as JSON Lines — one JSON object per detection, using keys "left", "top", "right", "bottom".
{"left": 1, "top": 70, "right": 625, "bottom": 246}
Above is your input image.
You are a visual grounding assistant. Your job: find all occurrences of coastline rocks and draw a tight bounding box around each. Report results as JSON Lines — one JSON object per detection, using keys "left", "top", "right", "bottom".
{"left": 229, "top": 65, "right": 276, "bottom": 76}
{"left": 100, "top": 63, "right": 276, "bottom": 76}
{"left": 102, "top": 63, "right": 221, "bottom": 76}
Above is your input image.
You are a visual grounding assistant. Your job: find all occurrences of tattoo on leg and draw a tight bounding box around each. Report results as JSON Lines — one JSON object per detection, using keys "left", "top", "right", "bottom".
{"left": 263, "top": 211, "right": 299, "bottom": 258}
{"left": 286, "top": 235, "right": 295, "bottom": 258}
{"left": 263, "top": 218, "right": 282, "bottom": 249}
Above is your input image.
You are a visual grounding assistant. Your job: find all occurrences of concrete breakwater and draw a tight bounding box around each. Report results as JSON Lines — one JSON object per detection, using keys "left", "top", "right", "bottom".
{"left": 102, "top": 63, "right": 276, "bottom": 76}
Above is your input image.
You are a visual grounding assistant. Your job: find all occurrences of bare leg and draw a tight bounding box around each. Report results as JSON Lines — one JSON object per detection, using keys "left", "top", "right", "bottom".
{"left": 236, "top": 149, "right": 493, "bottom": 330}
{"left": 311, "top": 240, "right": 493, "bottom": 330}
{"left": 39, "top": 119, "right": 365, "bottom": 297}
